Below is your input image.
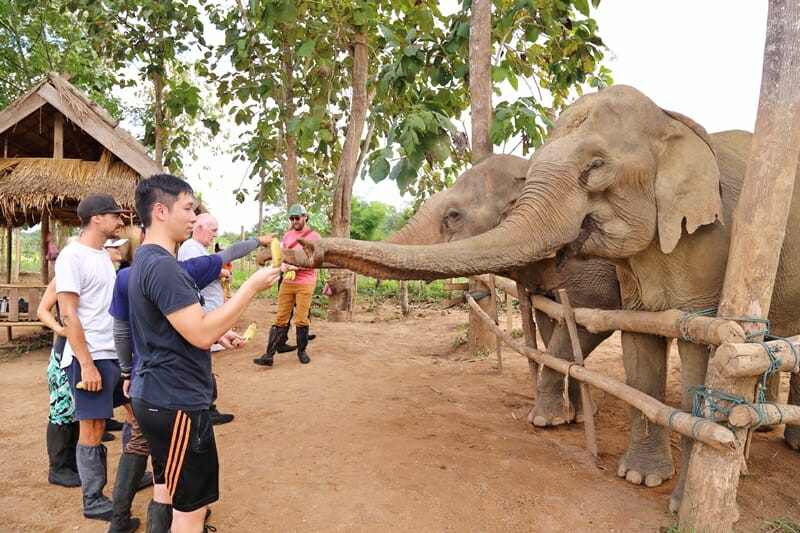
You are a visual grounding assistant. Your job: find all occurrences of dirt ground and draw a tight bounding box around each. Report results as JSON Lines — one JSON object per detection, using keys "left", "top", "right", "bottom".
{"left": 1, "top": 295, "right": 798, "bottom": 532}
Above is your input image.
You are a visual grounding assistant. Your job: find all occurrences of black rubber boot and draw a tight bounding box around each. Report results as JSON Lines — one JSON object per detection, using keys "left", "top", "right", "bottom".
{"left": 275, "top": 340, "right": 297, "bottom": 353}
{"left": 47, "top": 422, "right": 81, "bottom": 487}
{"left": 296, "top": 326, "right": 311, "bottom": 364}
{"left": 253, "top": 325, "right": 289, "bottom": 366}
{"left": 145, "top": 500, "right": 172, "bottom": 533}
{"left": 108, "top": 452, "right": 147, "bottom": 532}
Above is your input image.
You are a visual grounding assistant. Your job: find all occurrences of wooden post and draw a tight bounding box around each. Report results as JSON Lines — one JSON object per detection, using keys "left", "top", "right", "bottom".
{"left": 515, "top": 281, "right": 539, "bottom": 405}
{"left": 558, "top": 288, "right": 598, "bottom": 458}
{"left": 5, "top": 227, "right": 10, "bottom": 283}
{"left": 40, "top": 210, "right": 50, "bottom": 283}
{"left": 400, "top": 280, "right": 409, "bottom": 316}
{"left": 12, "top": 228, "right": 20, "bottom": 283}
{"left": 680, "top": 2, "right": 800, "bottom": 530}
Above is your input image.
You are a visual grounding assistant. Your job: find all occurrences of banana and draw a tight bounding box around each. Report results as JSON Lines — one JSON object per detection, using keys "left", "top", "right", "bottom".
{"left": 243, "top": 322, "right": 257, "bottom": 342}
{"left": 284, "top": 270, "right": 296, "bottom": 281}
{"left": 271, "top": 237, "right": 281, "bottom": 267}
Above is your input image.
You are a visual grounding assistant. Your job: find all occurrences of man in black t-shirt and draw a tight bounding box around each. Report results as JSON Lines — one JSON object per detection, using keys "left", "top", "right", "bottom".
{"left": 128, "top": 174, "right": 280, "bottom": 533}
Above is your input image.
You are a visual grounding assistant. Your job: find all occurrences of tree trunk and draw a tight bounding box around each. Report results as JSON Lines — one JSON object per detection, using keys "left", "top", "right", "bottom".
{"left": 153, "top": 70, "right": 164, "bottom": 167}
{"left": 280, "top": 43, "right": 299, "bottom": 208}
{"left": 680, "top": 1, "right": 800, "bottom": 530}
{"left": 467, "top": 0, "right": 497, "bottom": 352}
{"left": 327, "top": 28, "right": 369, "bottom": 322}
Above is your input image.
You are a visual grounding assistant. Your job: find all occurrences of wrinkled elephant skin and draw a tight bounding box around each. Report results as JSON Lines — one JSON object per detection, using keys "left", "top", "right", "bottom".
{"left": 282, "top": 86, "right": 800, "bottom": 512}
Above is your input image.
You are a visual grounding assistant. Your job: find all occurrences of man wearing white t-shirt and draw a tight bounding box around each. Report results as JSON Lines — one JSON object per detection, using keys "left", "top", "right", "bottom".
{"left": 56, "top": 194, "right": 126, "bottom": 522}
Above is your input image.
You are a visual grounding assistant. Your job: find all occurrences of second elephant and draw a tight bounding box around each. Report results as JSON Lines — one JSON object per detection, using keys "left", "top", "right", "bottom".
{"left": 383, "top": 154, "right": 621, "bottom": 426}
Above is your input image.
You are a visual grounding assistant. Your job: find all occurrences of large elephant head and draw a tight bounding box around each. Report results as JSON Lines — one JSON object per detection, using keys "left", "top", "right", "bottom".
{"left": 284, "top": 85, "right": 724, "bottom": 279}
{"left": 384, "top": 154, "right": 528, "bottom": 246}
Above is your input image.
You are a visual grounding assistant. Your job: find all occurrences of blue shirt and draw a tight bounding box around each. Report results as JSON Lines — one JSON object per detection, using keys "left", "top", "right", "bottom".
{"left": 127, "top": 244, "right": 212, "bottom": 411}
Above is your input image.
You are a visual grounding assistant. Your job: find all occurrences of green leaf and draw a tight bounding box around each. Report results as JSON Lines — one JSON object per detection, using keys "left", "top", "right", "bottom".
{"left": 297, "top": 39, "right": 316, "bottom": 57}
{"left": 369, "top": 157, "right": 390, "bottom": 183}
{"left": 403, "top": 44, "right": 419, "bottom": 57}
{"left": 572, "top": 0, "right": 590, "bottom": 17}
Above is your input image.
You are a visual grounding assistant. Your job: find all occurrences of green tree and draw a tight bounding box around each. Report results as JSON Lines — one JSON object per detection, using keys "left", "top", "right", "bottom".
{"left": 365, "top": 0, "right": 612, "bottom": 201}
{"left": 64, "top": 0, "right": 219, "bottom": 172}
{"left": 0, "top": 0, "right": 119, "bottom": 112}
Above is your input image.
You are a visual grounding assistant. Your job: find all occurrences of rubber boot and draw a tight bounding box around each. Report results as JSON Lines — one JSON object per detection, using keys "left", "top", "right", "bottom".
{"left": 108, "top": 453, "right": 147, "bottom": 532}
{"left": 76, "top": 443, "right": 113, "bottom": 521}
{"left": 296, "top": 326, "right": 311, "bottom": 364}
{"left": 146, "top": 500, "right": 172, "bottom": 533}
{"left": 253, "top": 325, "right": 289, "bottom": 366}
{"left": 65, "top": 421, "right": 80, "bottom": 473}
{"left": 47, "top": 422, "right": 81, "bottom": 487}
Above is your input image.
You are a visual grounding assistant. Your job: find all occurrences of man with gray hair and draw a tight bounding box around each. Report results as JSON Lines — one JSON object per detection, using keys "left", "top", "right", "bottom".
{"left": 178, "top": 212, "right": 273, "bottom": 424}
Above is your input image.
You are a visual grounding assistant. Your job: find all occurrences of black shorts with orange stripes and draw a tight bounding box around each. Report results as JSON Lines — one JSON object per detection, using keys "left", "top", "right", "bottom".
{"left": 131, "top": 398, "right": 219, "bottom": 512}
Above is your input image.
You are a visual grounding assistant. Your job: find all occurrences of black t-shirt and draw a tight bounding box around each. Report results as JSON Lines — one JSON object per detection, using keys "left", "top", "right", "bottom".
{"left": 128, "top": 244, "right": 212, "bottom": 411}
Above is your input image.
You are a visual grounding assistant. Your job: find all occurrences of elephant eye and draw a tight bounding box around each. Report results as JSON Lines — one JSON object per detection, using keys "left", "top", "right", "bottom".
{"left": 590, "top": 159, "right": 603, "bottom": 169}
{"left": 445, "top": 208, "right": 461, "bottom": 221}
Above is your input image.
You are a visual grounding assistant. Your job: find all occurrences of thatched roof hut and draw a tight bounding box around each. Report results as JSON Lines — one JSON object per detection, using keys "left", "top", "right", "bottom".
{"left": 0, "top": 72, "right": 162, "bottom": 281}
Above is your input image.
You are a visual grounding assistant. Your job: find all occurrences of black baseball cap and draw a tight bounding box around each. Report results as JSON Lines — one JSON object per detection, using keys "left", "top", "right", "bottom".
{"left": 77, "top": 194, "right": 128, "bottom": 221}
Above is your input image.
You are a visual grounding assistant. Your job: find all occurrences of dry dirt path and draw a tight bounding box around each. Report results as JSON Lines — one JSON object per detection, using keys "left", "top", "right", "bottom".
{"left": 0, "top": 297, "right": 797, "bottom": 532}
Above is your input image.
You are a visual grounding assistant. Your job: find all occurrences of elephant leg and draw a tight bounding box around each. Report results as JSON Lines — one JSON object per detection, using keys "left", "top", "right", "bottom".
{"left": 529, "top": 319, "right": 609, "bottom": 428}
{"left": 617, "top": 332, "right": 674, "bottom": 488}
{"left": 668, "top": 340, "right": 710, "bottom": 512}
{"left": 526, "top": 311, "right": 555, "bottom": 424}
{"left": 785, "top": 372, "right": 800, "bottom": 450}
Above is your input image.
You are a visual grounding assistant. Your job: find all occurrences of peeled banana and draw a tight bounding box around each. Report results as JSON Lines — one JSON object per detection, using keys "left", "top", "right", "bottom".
{"left": 271, "top": 237, "right": 281, "bottom": 267}
{"left": 284, "top": 270, "right": 296, "bottom": 281}
{"left": 242, "top": 322, "right": 257, "bottom": 342}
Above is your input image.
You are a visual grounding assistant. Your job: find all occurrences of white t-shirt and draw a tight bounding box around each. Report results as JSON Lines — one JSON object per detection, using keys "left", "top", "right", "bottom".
{"left": 54, "top": 241, "right": 117, "bottom": 369}
{"left": 177, "top": 238, "right": 224, "bottom": 351}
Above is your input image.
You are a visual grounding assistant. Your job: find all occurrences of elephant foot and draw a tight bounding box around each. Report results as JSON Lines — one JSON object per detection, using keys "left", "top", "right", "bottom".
{"left": 527, "top": 391, "right": 574, "bottom": 427}
{"left": 573, "top": 394, "right": 597, "bottom": 424}
{"left": 785, "top": 424, "right": 800, "bottom": 451}
{"left": 617, "top": 446, "right": 674, "bottom": 488}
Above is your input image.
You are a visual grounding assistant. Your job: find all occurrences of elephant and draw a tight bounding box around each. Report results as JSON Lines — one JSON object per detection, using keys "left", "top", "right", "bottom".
{"left": 383, "top": 153, "right": 621, "bottom": 427}
{"left": 283, "top": 85, "right": 800, "bottom": 512}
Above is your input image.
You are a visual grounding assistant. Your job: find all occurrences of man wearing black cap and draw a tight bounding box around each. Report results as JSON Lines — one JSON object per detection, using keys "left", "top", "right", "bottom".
{"left": 55, "top": 193, "right": 127, "bottom": 522}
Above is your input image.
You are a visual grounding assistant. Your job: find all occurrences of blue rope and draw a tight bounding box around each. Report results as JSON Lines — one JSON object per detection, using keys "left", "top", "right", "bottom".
{"left": 675, "top": 307, "right": 718, "bottom": 343}
{"left": 679, "top": 311, "right": 796, "bottom": 434}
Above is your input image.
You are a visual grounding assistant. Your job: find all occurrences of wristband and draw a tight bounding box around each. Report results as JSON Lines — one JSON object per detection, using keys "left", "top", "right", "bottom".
{"left": 120, "top": 372, "right": 131, "bottom": 380}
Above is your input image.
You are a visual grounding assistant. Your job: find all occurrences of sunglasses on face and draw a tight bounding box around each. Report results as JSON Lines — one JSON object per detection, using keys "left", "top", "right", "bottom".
{"left": 289, "top": 216, "right": 302, "bottom": 221}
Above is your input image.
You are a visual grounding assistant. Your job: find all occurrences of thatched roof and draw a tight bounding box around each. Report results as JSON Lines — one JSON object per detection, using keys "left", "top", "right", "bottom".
{"left": 0, "top": 72, "right": 162, "bottom": 227}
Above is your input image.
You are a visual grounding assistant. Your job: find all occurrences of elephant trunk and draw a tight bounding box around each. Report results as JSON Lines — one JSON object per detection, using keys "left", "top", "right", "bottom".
{"left": 286, "top": 177, "right": 585, "bottom": 281}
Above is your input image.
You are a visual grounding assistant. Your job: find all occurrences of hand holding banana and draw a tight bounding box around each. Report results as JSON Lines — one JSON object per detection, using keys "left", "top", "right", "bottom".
{"left": 271, "top": 237, "right": 297, "bottom": 280}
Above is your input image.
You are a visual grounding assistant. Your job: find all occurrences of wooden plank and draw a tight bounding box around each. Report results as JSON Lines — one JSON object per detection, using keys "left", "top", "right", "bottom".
{"left": 713, "top": 337, "right": 800, "bottom": 376}
{"left": 0, "top": 321, "right": 46, "bottom": 327}
{"left": 443, "top": 282, "right": 469, "bottom": 291}
{"left": 558, "top": 288, "right": 598, "bottom": 458}
{"left": 0, "top": 93, "right": 47, "bottom": 135}
{"left": 531, "top": 295, "right": 745, "bottom": 346}
{"left": 37, "top": 83, "right": 162, "bottom": 178}
{"left": 8, "top": 286, "right": 19, "bottom": 322}
{"left": 516, "top": 280, "right": 539, "bottom": 402}
{"left": 53, "top": 113, "right": 63, "bottom": 159}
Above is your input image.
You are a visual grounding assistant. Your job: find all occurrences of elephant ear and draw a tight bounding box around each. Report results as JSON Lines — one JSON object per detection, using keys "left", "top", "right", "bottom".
{"left": 655, "top": 109, "right": 724, "bottom": 254}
